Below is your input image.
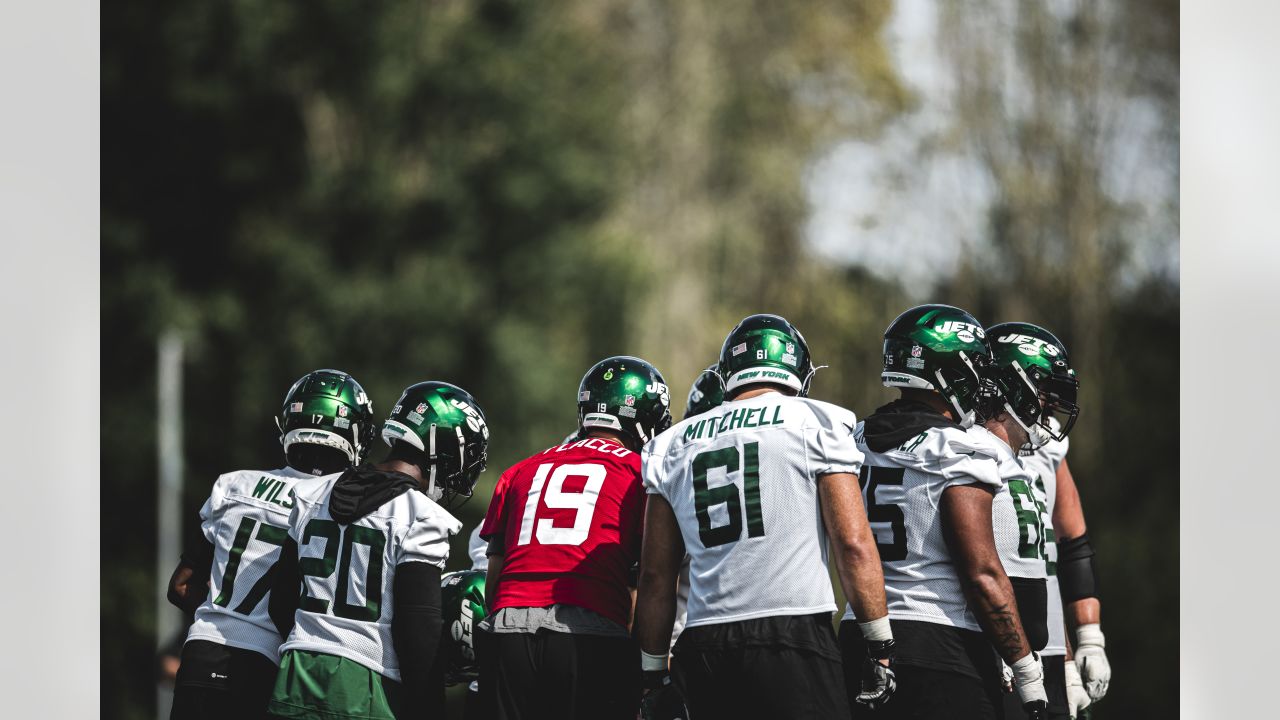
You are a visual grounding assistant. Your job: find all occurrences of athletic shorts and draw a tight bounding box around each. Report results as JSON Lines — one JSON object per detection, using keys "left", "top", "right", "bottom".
{"left": 171, "top": 639, "right": 277, "bottom": 720}
{"left": 672, "top": 614, "right": 849, "bottom": 720}
{"left": 267, "top": 649, "right": 402, "bottom": 720}
{"left": 840, "top": 620, "right": 1003, "bottom": 720}
{"left": 478, "top": 628, "right": 639, "bottom": 720}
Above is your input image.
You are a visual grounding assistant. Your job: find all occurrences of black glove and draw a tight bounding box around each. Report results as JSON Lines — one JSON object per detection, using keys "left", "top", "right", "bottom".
{"left": 640, "top": 670, "right": 688, "bottom": 720}
{"left": 1022, "top": 699, "right": 1049, "bottom": 720}
{"left": 856, "top": 638, "right": 898, "bottom": 710}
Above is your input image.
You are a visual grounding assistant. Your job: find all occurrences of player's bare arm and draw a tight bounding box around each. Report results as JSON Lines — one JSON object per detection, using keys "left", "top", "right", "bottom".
{"left": 634, "top": 493, "right": 685, "bottom": 658}
{"left": 1051, "top": 458, "right": 1101, "bottom": 626}
{"left": 940, "top": 482, "right": 1031, "bottom": 663}
{"left": 817, "top": 471, "right": 888, "bottom": 623}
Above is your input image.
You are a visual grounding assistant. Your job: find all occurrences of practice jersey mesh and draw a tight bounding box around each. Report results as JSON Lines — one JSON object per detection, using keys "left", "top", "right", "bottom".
{"left": 644, "top": 394, "right": 863, "bottom": 629}
{"left": 842, "top": 425, "right": 1005, "bottom": 631}
{"left": 187, "top": 467, "right": 322, "bottom": 663}
{"left": 279, "top": 476, "right": 462, "bottom": 681}
{"left": 1021, "top": 429, "right": 1071, "bottom": 655}
{"left": 992, "top": 441, "right": 1050, "bottom": 582}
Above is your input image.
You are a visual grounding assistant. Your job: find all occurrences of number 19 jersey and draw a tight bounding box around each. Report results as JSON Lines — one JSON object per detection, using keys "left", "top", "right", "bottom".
{"left": 841, "top": 425, "right": 1005, "bottom": 631}
{"left": 187, "top": 466, "right": 319, "bottom": 664}
{"left": 480, "top": 437, "right": 646, "bottom": 628}
{"left": 643, "top": 393, "right": 864, "bottom": 629}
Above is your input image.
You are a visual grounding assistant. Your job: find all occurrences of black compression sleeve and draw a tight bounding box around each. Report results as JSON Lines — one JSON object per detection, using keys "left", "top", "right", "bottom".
{"left": 392, "top": 562, "right": 444, "bottom": 718}
{"left": 1057, "top": 533, "right": 1100, "bottom": 602}
{"left": 269, "top": 538, "right": 301, "bottom": 638}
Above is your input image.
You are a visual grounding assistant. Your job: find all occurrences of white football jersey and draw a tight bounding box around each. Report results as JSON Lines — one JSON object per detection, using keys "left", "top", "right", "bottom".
{"left": 186, "top": 467, "right": 322, "bottom": 663}
{"left": 279, "top": 475, "right": 462, "bottom": 681}
{"left": 468, "top": 524, "right": 488, "bottom": 572}
{"left": 1021, "top": 429, "right": 1071, "bottom": 655}
{"left": 992, "top": 441, "right": 1050, "bottom": 581}
{"left": 669, "top": 556, "right": 691, "bottom": 649}
{"left": 842, "top": 424, "right": 1006, "bottom": 632}
{"left": 643, "top": 393, "right": 864, "bottom": 629}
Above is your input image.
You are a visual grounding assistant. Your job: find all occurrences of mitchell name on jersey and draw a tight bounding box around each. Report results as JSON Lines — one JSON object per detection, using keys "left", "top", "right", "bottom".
{"left": 644, "top": 393, "right": 863, "bottom": 628}
{"left": 187, "top": 466, "right": 322, "bottom": 664}
{"left": 280, "top": 473, "right": 462, "bottom": 681}
{"left": 842, "top": 423, "right": 1005, "bottom": 632}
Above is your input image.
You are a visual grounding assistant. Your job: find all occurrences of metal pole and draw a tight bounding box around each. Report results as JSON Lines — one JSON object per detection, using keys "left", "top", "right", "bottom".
{"left": 156, "top": 330, "right": 184, "bottom": 719}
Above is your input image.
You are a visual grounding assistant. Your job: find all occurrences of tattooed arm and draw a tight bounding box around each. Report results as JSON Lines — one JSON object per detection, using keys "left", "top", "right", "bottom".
{"left": 940, "top": 483, "right": 1033, "bottom": 663}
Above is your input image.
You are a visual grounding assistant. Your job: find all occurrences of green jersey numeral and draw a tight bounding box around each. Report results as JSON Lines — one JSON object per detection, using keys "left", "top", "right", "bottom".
{"left": 298, "top": 518, "right": 388, "bottom": 622}
{"left": 213, "top": 517, "right": 289, "bottom": 614}
{"left": 1009, "top": 478, "right": 1047, "bottom": 561}
{"left": 691, "top": 441, "right": 764, "bottom": 548}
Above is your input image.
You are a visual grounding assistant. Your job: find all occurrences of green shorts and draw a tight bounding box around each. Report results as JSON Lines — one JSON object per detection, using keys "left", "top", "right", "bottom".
{"left": 267, "top": 649, "right": 402, "bottom": 720}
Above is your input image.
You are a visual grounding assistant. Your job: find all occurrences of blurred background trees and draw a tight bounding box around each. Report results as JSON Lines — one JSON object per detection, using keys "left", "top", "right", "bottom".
{"left": 103, "top": 0, "right": 1176, "bottom": 717}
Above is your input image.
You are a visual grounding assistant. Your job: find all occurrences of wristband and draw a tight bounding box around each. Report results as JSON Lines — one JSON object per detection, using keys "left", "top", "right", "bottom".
{"left": 1075, "top": 623, "right": 1105, "bottom": 648}
{"left": 641, "top": 650, "right": 670, "bottom": 672}
{"left": 1010, "top": 651, "right": 1043, "bottom": 685}
{"left": 858, "top": 616, "right": 893, "bottom": 643}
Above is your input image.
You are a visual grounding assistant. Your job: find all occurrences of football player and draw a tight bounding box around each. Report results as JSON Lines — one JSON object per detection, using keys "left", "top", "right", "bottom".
{"left": 266, "top": 381, "right": 488, "bottom": 720}
{"left": 634, "top": 314, "right": 895, "bottom": 719}
{"left": 838, "top": 305, "right": 1047, "bottom": 720}
{"left": 478, "top": 356, "right": 671, "bottom": 720}
{"left": 166, "top": 369, "right": 375, "bottom": 720}
{"left": 986, "top": 322, "right": 1102, "bottom": 719}
{"left": 438, "top": 569, "right": 490, "bottom": 720}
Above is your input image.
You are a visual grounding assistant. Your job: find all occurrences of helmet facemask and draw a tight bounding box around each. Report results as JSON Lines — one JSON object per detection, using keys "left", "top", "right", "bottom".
{"left": 933, "top": 350, "right": 987, "bottom": 428}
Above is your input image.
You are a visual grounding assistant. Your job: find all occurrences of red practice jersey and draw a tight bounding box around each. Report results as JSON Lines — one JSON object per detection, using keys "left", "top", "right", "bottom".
{"left": 480, "top": 436, "right": 645, "bottom": 627}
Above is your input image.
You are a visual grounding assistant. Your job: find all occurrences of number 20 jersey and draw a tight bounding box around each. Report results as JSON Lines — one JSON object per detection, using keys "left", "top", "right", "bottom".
{"left": 841, "top": 425, "right": 1005, "bottom": 631}
{"left": 643, "top": 393, "right": 864, "bottom": 629}
{"left": 480, "top": 437, "right": 646, "bottom": 628}
{"left": 279, "top": 474, "right": 462, "bottom": 681}
{"left": 186, "top": 466, "right": 318, "bottom": 664}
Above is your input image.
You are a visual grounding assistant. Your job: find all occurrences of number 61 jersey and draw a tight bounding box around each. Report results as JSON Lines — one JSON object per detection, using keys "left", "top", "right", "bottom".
{"left": 186, "top": 466, "right": 319, "bottom": 664}
{"left": 643, "top": 393, "right": 864, "bottom": 628}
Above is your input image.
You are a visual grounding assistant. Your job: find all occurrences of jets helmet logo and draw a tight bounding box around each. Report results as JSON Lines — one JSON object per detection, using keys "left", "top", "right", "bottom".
{"left": 934, "top": 320, "right": 985, "bottom": 343}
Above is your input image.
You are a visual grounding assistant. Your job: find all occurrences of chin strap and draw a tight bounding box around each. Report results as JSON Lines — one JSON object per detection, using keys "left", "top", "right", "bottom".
{"left": 426, "top": 423, "right": 439, "bottom": 500}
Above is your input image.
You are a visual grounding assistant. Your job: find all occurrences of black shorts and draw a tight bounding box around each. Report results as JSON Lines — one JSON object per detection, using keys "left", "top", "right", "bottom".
{"left": 478, "top": 628, "right": 639, "bottom": 720}
{"left": 840, "top": 620, "right": 1003, "bottom": 720}
{"left": 672, "top": 614, "right": 849, "bottom": 720}
{"left": 171, "top": 640, "right": 278, "bottom": 720}
{"left": 1003, "top": 653, "right": 1069, "bottom": 720}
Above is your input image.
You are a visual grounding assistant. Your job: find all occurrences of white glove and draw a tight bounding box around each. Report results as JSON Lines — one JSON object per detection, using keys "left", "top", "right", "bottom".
{"left": 1074, "top": 623, "right": 1111, "bottom": 702}
{"left": 1010, "top": 652, "right": 1048, "bottom": 706}
{"left": 1000, "top": 660, "right": 1015, "bottom": 693}
{"left": 1063, "top": 660, "right": 1091, "bottom": 719}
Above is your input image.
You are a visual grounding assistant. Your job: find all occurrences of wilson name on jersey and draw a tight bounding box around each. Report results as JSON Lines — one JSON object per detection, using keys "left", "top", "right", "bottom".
{"left": 1021, "top": 426, "right": 1070, "bottom": 655}
{"left": 187, "top": 467, "right": 319, "bottom": 664}
{"left": 644, "top": 393, "right": 863, "bottom": 629}
{"left": 842, "top": 425, "right": 1004, "bottom": 632}
{"left": 280, "top": 475, "right": 462, "bottom": 681}
{"left": 480, "top": 436, "right": 645, "bottom": 628}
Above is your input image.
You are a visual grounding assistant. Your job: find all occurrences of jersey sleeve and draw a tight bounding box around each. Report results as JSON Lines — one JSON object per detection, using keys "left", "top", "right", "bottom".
{"left": 808, "top": 401, "right": 865, "bottom": 476}
{"left": 640, "top": 437, "right": 668, "bottom": 498}
{"left": 400, "top": 506, "right": 463, "bottom": 568}
{"left": 935, "top": 429, "right": 1005, "bottom": 490}
{"left": 479, "top": 465, "right": 518, "bottom": 542}
{"left": 198, "top": 474, "right": 233, "bottom": 544}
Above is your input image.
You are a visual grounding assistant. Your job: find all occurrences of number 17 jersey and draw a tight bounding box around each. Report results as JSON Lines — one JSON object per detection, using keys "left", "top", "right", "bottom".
{"left": 643, "top": 393, "right": 864, "bottom": 629}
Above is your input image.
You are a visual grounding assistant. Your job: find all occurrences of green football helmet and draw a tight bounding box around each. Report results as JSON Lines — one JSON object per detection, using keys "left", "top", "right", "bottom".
{"left": 381, "top": 382, "right": 489, "bottom": 506}
{"left": 276, "top": 369, "right": 375, "bottom": 470}
{"left": 577, "top": 356, "right": 672, "bottom": 446}
{"left": 717, "top": 314, "right": 816, "bottom": 396}
{"left": 684, "top": 365, "right": 725, "bottom": 420}
{"left": 881, "top": 304, "right": 991, "bottom": 428}
{"left": 985, "top": 322, "right": 1080, "bottom": 447}
{"left": 440, "top": 569, "right": 488, "bottom": 686}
